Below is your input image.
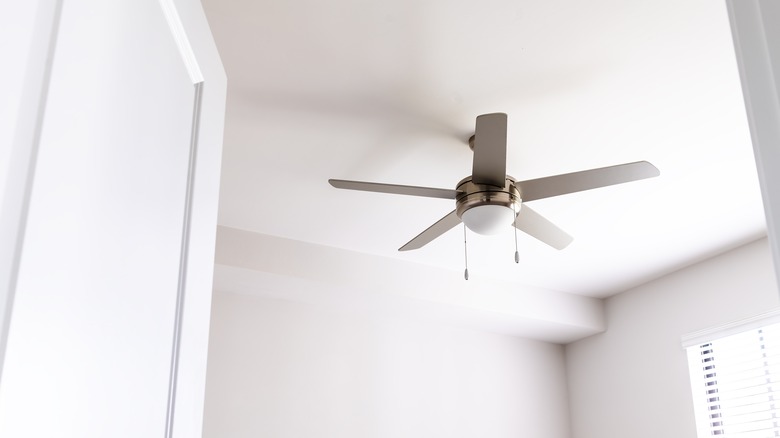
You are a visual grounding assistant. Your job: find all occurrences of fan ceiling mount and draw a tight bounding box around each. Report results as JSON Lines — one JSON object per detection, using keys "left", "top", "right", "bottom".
{"left": 329, "top": 113, "right": 659, "bottom": 252}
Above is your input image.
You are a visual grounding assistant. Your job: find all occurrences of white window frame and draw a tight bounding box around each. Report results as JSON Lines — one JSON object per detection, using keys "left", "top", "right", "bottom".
{"left": 683, "top": 307, "right": 780, "bottom": 437}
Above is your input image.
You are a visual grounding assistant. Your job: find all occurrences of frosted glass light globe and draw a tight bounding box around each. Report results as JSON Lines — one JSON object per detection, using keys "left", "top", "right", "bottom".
{"left": 461, "top": 204, "right": 518, "bottom": 235}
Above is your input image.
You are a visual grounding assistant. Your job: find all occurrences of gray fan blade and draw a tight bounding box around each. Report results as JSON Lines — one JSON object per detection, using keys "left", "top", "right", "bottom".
{"left": 399, "top": 210, "right": 461, "bottom": 251}
{"left": 329, "top": 179, "right": 458, "bottom": 200}
{"left": 471, "top": 113, "right": 508, "bottom": 187}
{"left": 514, "top": 205, "right": 573, "bottom": 250}
{"left": 515, "top": 161, "right": 659, "bottom": 202}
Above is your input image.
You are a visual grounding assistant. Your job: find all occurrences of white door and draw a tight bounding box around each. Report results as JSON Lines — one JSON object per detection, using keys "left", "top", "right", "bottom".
{"left": 0, "top": 1, "right": 225, "bottom": 437}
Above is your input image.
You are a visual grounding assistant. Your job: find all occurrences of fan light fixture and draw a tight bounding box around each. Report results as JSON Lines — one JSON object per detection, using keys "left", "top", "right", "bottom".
{"left": 461, "top": 204, "right": 519, "bottom": 235}
{"left": 460, "top": 205, "right": 516, "bottom": 234}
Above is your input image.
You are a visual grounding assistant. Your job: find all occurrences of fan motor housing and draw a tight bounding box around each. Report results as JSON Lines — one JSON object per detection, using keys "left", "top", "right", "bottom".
{"left": 455, "top": 176, "right": 522, "bottom": 218}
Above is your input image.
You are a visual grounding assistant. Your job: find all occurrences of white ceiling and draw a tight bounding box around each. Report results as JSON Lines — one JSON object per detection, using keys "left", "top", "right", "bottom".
{"left": 203, "top": 0, "right": 767, "bottom": 341}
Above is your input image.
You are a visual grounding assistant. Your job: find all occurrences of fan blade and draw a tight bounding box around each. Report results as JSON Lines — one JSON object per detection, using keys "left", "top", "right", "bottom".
{"left": 399, "top": 210, "right": 461, "bottom": 251}
{"left": 471, "top": 113, "right": 508, "bottom": 187}
{"left": 329, "top": 179, "right": 458, "bottom": 200}
{"left": 515, "top": 161, "right": 659, "bottom": 202}
{"left": 514, "top": 205, "right": 573, "bottom": 250}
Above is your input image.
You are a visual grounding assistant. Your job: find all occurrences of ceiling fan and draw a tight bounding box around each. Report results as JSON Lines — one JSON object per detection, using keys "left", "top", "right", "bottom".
{"left": 329, "top": 113, "right": 659, "bottom": 253}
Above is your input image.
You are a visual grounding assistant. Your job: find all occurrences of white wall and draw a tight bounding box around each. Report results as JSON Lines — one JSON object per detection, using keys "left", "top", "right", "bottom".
{"left": 204, "top": 291, "right": 572, "bottom": 438}
{"left": 565, "top": 238, "right": 779, "bottom": 438}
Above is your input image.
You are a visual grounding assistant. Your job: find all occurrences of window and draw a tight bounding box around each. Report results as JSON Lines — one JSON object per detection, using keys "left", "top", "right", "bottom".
{"left": 685, "top": 313, "right": 780, "bottom": 437}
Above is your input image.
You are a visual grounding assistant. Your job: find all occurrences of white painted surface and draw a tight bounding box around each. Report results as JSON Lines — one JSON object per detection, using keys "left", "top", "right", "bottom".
{"left": 165, "top": 2, "right": 226, "bottom": 437}
{"left": 0, "top": 0, "right": 60, "bottom": 379}
{"left": 0, "top": 1, "right": 41, "bottom": 203}
{"left": 0, "top": 1, "right": 225, "bottom": 436}
{"left": 565, "top": 238, "right": 779, "bottom": 438}
{"left": 0, "top": 1, "right": 191, "bottom": 435}
{"left": 204, "top": 0, "right": 765, "bottom": 303}
{"left": 726, "top": 0, "right": 780, "bottom": 290}
{"left": 203, "top": 291, "right": 572, "bottom": 438}
{"left": 214, "top": 226, "right": 605, "bottom": 343}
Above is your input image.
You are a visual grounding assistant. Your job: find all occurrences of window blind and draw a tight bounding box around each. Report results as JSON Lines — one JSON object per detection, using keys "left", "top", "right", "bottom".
{"left": 687, "top": 322, "right": 780, "bottom": 437}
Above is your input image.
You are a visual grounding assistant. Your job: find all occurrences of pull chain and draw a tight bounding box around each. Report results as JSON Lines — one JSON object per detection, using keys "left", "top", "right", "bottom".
{"left": 463, "top": 224, "right": 469, "bottom": 280}
{"left": 513, "top": 203, "right": 519, "bottom": 263}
